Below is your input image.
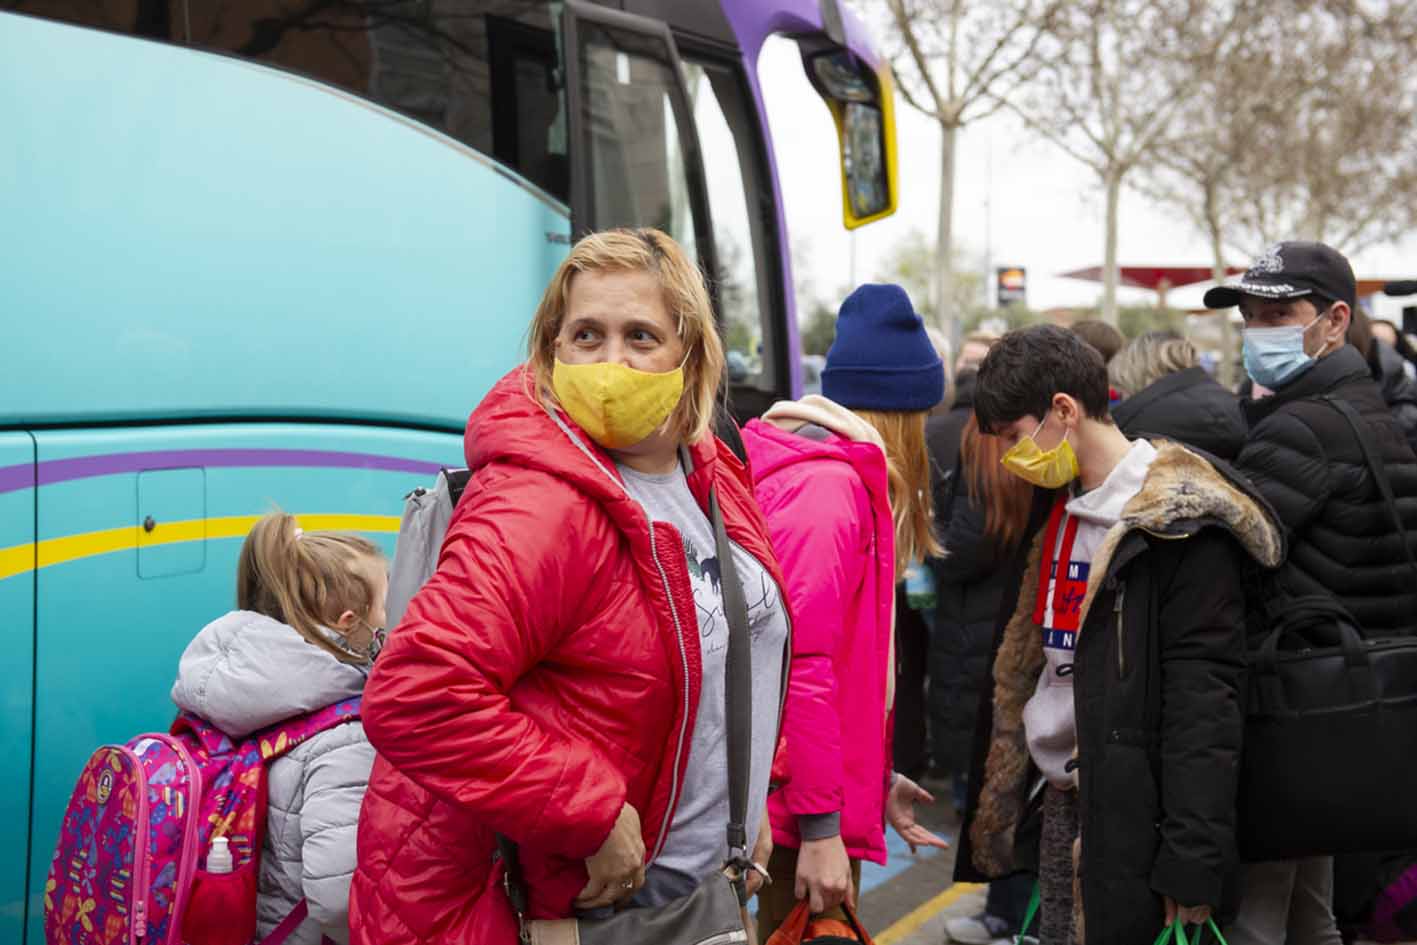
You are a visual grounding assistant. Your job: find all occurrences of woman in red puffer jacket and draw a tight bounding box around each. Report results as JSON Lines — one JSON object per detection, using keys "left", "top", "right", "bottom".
{"left": 349, "top": 229, "right": 789, "bottom": 945}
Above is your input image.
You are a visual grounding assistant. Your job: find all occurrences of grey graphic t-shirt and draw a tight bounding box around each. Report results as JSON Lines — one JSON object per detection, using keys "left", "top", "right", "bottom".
{"left": 616, "top": 462, "right": 788, "bottom": 906}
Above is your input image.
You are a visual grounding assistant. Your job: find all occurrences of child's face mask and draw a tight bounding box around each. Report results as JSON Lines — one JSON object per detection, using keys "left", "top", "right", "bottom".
{"left": 321, "top": 617, "right": 385, "bottom": 666}
{"left": 999, "top": 412, "right": 1080, "bottom": 489}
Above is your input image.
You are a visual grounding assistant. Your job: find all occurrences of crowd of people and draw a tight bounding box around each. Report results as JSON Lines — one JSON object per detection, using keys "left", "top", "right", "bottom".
{"left": 51, "top": 230, "right": 1417, "bottom": 945}
{"left": 919, "top": 241, "right": 1417, "bottom": 945}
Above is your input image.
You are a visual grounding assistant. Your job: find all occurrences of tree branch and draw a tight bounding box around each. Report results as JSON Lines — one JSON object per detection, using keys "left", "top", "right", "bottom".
{"left": 892, "top": 66, "right": 947, "bottom": 123}
{"left": 884, "top": 0, "right": 951, "bottom": 117}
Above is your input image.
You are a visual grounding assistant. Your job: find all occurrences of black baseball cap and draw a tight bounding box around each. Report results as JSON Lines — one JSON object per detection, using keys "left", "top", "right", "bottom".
{"left": 1203, "top": 241, "right": 1357, "bottom": 309}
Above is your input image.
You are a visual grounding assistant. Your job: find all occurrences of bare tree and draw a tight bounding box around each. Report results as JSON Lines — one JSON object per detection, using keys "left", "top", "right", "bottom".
{"left": 1133, "top": 3, "right": 1278, "bottom": 381}
{"left": 1009, "top": 0, "right": 1244, "bottom": 325}
{"left": 879, "top": 0, "right": 1060, "bottom": 339}
{"left": 1139, "top": 0, "right": 1417, "bottom": 377}
{"left": 1221, "top": 1, "right": 1417, "bottom": 256}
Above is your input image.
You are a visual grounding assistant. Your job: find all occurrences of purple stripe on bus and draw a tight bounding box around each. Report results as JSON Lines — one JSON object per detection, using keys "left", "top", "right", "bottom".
{"left": 0, "top": 463, "right": 36, "bottom": 494}
{"left": 0, "top": 449, "right": 445, "bottom": 494}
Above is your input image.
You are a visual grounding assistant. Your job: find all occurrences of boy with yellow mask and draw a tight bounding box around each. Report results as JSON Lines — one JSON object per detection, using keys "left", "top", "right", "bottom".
{"left": 952, "top": 325, "right": 1284, "bottom": 945}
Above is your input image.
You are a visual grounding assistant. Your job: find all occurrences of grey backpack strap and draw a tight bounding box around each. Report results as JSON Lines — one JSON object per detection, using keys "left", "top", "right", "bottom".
{"left": 385, "top": 468, "right": 466, "bottom": 629}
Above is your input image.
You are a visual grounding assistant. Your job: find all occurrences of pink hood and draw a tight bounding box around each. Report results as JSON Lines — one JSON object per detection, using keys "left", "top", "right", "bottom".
{"left": 742, "top": 397, "right": 897, "bottom": 864}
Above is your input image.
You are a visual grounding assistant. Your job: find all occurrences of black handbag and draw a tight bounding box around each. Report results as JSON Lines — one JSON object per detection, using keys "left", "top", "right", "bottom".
{"left": 500, "top": 486, "right": 757, "bottom": 945}
{"left": 1238, "top": 397, "right": 1417, "bottom": 861}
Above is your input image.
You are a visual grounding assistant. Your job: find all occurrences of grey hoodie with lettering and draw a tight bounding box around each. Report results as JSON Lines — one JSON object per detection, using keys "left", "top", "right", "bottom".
{"left": 170, "top": 611, "right": 374, "bottom": 945}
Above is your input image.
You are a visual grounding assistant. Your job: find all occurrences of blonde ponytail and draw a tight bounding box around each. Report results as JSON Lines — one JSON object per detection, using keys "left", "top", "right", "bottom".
{"left": 854, "top": 410, "right": 943, "bottom": 576}
{"left": 235, "top": 511, "right": 384, "bottom": 664}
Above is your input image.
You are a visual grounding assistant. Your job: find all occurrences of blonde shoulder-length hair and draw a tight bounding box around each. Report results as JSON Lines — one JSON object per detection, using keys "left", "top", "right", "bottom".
{"left": 526, "top": 227, "right": 726, "bottom": 446}
{"left": 1109, "top": 330, "right": 1197, "bottom": 398}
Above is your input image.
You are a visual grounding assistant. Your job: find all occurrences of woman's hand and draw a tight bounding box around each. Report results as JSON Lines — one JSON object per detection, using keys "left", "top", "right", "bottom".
{"left": 745, "top": 808, "right": 773, "bottom": 899}
{"left": 575, "top": 803, "right": 645, "bottom": 909}
{"left": 795, "top": 835, "right": 852, "bottom": 913}
{"left": 886, "top": 775, "right": 951, "bottom": 854}
{"left": 1164, "top": 897, "right": 1212, "bottom": 927}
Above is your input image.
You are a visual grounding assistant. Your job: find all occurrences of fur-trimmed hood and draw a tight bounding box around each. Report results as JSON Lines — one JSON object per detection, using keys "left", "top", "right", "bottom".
{"left": 1072, "top": 441, "right": 1283, "bottom": 630}
{"left": 969, "top": 440, "right": 1283, "bottom": 880}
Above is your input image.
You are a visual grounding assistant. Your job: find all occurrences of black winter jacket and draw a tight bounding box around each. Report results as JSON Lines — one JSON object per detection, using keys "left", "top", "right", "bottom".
{"left": 1235, "top": 345, "right": 1417, "bottom": 636}
{"left": 954, "top": 443, "right": 1284, "bottom": 945}
{"left": 925, "top": 371, "right": 992, "bottom": 775}
{"left": 928, "top": 476, "right": 1011, "bottom": 776}
{"left": 923, "top": 368, "right": 991, "bottom": 776}
{"left": 927, "top": 371, "right": 975, "bottom": 490}
{"left": 1373, "top": 341, "right": 1417, "bottom": 456}
{"left": 1112, "top": 367, "right": 1248, "bottom": 460}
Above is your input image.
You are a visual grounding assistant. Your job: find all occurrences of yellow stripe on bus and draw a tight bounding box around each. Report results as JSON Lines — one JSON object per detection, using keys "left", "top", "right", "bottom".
{"left": 0, "top": 513, "right": 401, "bottom": 580}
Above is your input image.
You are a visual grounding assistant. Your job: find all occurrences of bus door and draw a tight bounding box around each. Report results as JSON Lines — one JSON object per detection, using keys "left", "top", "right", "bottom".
{"left": 0, "top": 433, "right": 35, "bottom": 945}
{"left": 561, "top": 1, "right": 718, "bottom": 292}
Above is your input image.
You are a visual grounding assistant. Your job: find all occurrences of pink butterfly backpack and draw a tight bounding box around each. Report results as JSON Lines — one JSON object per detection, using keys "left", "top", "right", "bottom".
{"left": 45, "top": 697, "right": 360, "bottom": 945}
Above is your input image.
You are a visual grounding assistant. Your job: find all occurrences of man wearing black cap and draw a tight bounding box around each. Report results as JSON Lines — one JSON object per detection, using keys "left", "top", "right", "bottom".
{"left": 1205, "top": 242, "right": 1417, "bottom": 945}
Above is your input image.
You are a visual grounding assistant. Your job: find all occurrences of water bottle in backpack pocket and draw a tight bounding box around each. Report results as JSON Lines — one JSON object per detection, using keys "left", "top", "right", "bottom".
{"left": 44, "top": 697, "right": 360, "bottom": 945}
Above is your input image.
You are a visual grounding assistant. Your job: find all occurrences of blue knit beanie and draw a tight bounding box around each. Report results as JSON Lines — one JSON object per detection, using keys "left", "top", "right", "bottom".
{"left": 822, "top": 284, "right": 944, "bottom": 411}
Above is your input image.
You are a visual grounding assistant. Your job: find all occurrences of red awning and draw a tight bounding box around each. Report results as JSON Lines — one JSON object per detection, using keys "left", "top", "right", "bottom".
{"left": 1060, "top": 265, "right": 1244, "bottom": 290}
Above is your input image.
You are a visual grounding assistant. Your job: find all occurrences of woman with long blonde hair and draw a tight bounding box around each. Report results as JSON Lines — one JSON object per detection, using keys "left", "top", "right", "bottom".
{"left": 741, "top": 284, "right": 949, "bottom": 939}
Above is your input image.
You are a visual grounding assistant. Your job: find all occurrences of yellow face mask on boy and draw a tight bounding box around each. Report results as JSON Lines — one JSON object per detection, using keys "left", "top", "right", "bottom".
{"left": 552, "top": 358, "right": 685, "bottom": 450}
{"left": 1000, "top": 413, "right": 1080, "bottom": 489}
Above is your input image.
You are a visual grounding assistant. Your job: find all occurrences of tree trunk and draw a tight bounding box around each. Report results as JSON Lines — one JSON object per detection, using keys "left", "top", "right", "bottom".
{"left": 933, "top": 120, "right": 959, "bottom": 342}
{"left": 1209, "top": 221, "right": 1239, "bottom": 389}
{"left": 1101, "top": 168, "right": 1122, "bottom": 326}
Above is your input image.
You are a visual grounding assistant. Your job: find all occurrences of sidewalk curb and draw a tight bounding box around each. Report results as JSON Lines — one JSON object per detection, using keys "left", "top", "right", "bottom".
{"left": 876, "top": 883, "right": 984, "bottom": 945}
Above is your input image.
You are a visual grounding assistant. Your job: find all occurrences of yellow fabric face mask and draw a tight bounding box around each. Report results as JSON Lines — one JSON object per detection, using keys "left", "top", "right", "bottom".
{"left": 552, "top": 358, "right": 685, "bottom": 450}
{"left": 1000, "top": 414, "right": 1080, "bottom": 489}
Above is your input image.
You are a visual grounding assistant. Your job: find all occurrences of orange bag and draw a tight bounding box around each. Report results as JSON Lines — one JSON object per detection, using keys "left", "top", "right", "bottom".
{"left": 765, "top": 901, "right": 876, "bottom": 945}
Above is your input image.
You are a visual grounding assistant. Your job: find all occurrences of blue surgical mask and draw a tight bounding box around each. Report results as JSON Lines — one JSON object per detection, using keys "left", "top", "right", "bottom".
{"left": 1243, "top": 312, "right": 1328, "bottom": 389}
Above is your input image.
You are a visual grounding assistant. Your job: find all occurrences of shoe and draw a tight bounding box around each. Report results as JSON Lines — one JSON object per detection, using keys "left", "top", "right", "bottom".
{"left": 944, "top": 913, "right": 1013, "bottom": 945}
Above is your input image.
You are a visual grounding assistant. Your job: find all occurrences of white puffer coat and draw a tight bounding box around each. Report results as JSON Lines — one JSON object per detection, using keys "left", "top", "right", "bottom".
{"left": 171, "top": 611, "right": 375, "bottom": 945}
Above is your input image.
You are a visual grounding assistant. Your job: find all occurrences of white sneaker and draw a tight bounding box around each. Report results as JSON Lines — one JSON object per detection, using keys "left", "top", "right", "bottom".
{"left": 944, "top": 913, "right": 1013, "bottom": 945}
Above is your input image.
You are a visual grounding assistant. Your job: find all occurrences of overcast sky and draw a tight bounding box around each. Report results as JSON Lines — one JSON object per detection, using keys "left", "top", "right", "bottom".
{"left": 755, "top": 35, "right": 1417, "bottom": 325}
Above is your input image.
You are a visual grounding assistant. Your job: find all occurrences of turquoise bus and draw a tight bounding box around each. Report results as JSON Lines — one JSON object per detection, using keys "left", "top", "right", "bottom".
{"left": 0, "top": 1, "right": 899, "bottom": 940}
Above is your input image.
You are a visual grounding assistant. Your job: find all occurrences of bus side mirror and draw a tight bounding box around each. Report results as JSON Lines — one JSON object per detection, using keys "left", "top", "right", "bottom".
{"left": 804, "top": 48, "right": 898, "bottom": 230}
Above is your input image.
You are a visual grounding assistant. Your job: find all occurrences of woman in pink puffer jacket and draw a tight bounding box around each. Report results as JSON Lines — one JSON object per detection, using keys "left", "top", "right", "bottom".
{"left": 743, "top": 284, "right": 951, "bottom": 939}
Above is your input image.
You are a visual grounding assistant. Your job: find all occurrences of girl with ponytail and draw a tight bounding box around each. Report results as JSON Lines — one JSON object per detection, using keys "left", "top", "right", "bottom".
{"left": 169, "top": 511, "right": 387, "bottom": 944}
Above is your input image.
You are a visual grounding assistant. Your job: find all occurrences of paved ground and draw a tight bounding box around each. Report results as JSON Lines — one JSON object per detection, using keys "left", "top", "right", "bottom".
{"left": 854, "top": 806, "right": 1414, "bottom": 945}
{"left": 852, "top": 791, "right": 983, "bottom": 945}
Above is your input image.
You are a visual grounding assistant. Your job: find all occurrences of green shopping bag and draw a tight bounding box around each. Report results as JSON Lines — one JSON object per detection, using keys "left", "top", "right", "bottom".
{"left": 1155, "top": 917, "right": 1228, "bottom": 945}
{"left": 1015, "top": 883, "right": 1039, "bottom": 944}
{"left": 1012, "top": 882, "right": 1227, "bottom": 945}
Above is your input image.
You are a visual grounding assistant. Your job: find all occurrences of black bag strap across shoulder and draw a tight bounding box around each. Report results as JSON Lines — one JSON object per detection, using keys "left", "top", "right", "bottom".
{"left": 1321, "top": 396, "right": 1417, "bottom": 582}
{"left": 710, "top": 487, "right": 753, "bottom": 869}
{"left": 499, "top": 485, "right": 755, "bottom": 915}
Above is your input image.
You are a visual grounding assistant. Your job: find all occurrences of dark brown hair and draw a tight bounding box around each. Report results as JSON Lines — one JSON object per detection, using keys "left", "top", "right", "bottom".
{"left": 1346, "top": 302, "right": 1374, "bottom": 366}
{"left": 1070, "top": 319, "right": 1126, "bottom": 364}
{"left": 975, "top": 324, "right": 1111, "bottom": 433}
